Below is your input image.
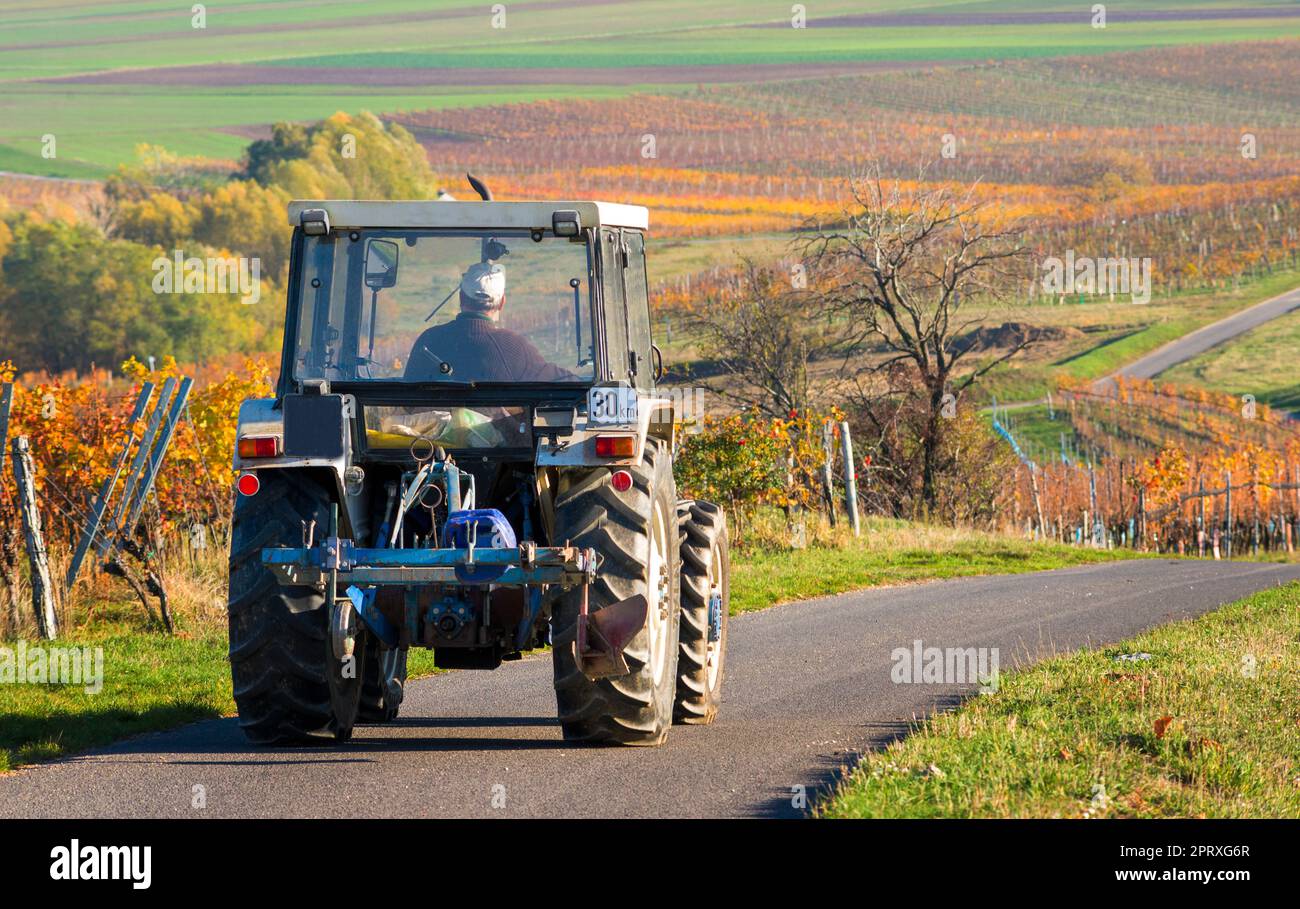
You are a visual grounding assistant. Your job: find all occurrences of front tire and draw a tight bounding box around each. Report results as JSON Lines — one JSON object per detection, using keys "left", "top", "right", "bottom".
{"left": 550, "top": 440, "right": 681, "bottom": 745}
{"left": 674, "top": 500, "right": 729, "bottom": 725}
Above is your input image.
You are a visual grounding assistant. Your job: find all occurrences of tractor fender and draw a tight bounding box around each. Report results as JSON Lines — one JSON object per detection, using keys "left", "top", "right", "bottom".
{"left": 232, "top": 397, "right": 366, "bottom": 539}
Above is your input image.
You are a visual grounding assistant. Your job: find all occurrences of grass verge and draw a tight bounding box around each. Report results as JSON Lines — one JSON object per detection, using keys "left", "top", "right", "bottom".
{"left": 0, "top": 610, "right": 438, "bottom": 773}
{"left": 1163, "top": 305, "right": 1300, "bottom": 414}
{"left": 730, "top": 518, "right": 1139, "bottom": 613}
{"left": 820, "top": 582, "right": 1300, "bottom": 818}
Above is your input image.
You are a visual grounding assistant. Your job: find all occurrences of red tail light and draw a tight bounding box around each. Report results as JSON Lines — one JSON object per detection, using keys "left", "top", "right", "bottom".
{"left": 236, "top": 473, "right": 261, "bottom": 496}
{"left": 594, "top": 435, "right": 636, "bottom": 458}
{"left": 610, "top": 469, "right": 633, "bottom": 492}
{"left": 237, "top": 435, "right": 281, "bottom": 459}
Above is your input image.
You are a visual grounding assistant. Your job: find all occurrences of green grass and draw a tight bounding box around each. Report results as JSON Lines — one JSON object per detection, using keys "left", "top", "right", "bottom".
{"left": 0, "top": 614, "right": 439, "bottom": 772}
{"left": 0, "top": 143, "right": 108, "bottom": 179}
{"left": 730, "top": 518, "right": 1139, "bottom": 613}
{"left": 986, "top": 402, "right": 1076, "bottom": 466}
{"left": 0, "top": 627, "right": 229, "bottom": 770}
{"left": 293, "top": 18, "right": 1300, "bottom": 70}
{"left": 821, "top": 581, "right": 1300, "bottom": 818}
{"left": 1, "top": 518, "right": 1138, "bottom": 771}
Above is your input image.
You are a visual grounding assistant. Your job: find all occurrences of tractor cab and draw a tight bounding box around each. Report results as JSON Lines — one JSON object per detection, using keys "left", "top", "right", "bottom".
{"left": 282, "top": 199, "right": 656, "bottom": 392}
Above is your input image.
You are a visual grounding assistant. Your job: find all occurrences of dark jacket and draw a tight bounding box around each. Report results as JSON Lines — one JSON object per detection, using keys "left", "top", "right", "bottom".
{"left": 405, "top": 312, "right": 573, "bottom": 383}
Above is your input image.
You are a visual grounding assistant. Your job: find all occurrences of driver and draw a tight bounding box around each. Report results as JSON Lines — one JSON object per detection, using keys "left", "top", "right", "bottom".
{"left": 404, "top": 262, "right": 575, "bottom": 383}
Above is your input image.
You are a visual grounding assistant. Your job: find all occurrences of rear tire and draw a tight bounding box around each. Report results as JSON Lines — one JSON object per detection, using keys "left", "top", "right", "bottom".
{"left": 674, "top": 500, "right": 729, "bottom": 725}
{"left": 550, "top": 440, "right": 681, "bottom": 745}
{"left": 227, "top": 472, "right": 361, "bottom": 744}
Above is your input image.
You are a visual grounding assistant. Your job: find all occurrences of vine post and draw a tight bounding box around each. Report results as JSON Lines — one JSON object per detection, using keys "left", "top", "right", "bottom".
{"left": 839, "top": 421, "right": 860, "bottom": 537}
{"left": 11, "top": 436, "right": 58, "bottom": 639}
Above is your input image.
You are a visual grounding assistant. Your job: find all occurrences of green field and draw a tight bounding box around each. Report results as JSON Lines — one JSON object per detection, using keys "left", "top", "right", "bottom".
{"left": 3, "top": 0, "right": 1299, "bottom": 174}
{"left": 1163, "top": 307, "right": 1300, "bottom": 414}
{"left": 974, "top": 267, "right": 1300, "bottom": 405}
{"left": 275, "top": 19, "right": 1300, "bottom": 71}
{"left": 730, "top": 519, "right": 1138, "bottom": 613}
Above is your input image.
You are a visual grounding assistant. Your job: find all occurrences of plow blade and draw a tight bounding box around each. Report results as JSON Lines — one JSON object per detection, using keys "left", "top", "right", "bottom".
{"left": 573, "top": 594, "right": 648, "bottom": 681}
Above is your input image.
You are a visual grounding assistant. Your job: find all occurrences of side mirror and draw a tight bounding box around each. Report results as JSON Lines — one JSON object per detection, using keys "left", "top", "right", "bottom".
{"left": 364, "top": 239, "right": 400, "bottom": 290}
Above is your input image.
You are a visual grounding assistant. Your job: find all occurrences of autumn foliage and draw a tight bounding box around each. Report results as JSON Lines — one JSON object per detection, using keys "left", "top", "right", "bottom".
{"left": 675, "top": 408, "right": 855, "bottom": 543}
{"left": 0, "top": 356, "right": 272, "bottom": 551}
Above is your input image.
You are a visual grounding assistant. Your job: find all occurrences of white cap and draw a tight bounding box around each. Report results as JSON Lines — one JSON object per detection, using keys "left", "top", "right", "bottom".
{"left": 460, "top": 262, "right": 505, "bottom": 310}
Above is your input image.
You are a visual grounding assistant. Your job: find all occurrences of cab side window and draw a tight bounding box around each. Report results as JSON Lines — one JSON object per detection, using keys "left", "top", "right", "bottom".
{"left": 623, "top": 231, "right": 654, "bottom": 390}
{"left": 600, "top": 228, "right": 631, "bottom": 384}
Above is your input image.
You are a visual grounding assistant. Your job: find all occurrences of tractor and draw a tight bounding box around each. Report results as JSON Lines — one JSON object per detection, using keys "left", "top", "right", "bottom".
{"left": 226, "top": 176, "right": 730, "bottom": 746}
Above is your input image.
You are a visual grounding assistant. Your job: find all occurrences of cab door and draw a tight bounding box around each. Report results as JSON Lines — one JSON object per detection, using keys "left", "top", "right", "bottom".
{"left": 598, "top": 227, "right": 655, "bottom": 390}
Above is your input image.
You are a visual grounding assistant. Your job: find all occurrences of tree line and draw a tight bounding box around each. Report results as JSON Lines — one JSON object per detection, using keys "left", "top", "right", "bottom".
{"left": 0, "top": 112, "right": 441, "bottom": 375}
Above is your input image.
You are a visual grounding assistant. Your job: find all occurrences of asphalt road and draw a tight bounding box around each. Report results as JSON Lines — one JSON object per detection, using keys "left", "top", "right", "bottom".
{"left": 3, "top": 559, "right": 1298, "bottom": 819}
{"left": 1093, "top": 285, "right": 1300, "bottom": 394}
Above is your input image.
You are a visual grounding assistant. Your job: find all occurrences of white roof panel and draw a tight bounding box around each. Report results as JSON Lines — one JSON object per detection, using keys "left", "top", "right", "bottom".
{"left": 287, "top": 200, "right": 648, "bottom": 231}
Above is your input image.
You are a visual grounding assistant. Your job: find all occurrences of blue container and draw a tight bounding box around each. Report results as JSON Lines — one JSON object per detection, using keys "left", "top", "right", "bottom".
{"left": 443, "top": 509, "right": 517, "bottom": 582}
{"left": 443, "top": 509, "right": 517, "bottom": 550}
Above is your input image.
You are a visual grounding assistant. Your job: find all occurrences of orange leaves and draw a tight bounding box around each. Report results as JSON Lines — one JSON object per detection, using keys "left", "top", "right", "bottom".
{"left": 1135, "top": 446, "right": 1190, "bottom": 509}
{"left": 1, "top": 356, "right": 274, "bottom": 547}
{"left": 1021, "top": 374, "right": 1297, "bottom": 548}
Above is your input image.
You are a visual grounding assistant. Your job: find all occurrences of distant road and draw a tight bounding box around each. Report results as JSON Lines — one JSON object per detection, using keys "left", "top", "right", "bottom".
{"left": 1092, "top": 285, "right": 1300, "bottom": 395}
{"left": 2, "top": 559, "right": 1297, "bottom": 819}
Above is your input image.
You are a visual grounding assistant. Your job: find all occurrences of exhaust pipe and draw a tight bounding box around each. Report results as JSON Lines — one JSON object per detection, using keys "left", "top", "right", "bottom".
{"left": 466, "top": 172, "right": 493, "bottom": 201}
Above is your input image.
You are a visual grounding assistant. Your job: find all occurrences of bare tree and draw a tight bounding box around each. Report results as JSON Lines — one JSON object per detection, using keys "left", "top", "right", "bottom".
{"left": 689, "top": 259, "right": 853, "bottom": 418}
{"left": 800, "top": 166, "right": 1032, "bottom": 511}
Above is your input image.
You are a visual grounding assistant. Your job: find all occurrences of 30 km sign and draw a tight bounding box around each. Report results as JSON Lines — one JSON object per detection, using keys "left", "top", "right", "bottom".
{"left": 587, "top": 385, "right": 638, "bottom": 425}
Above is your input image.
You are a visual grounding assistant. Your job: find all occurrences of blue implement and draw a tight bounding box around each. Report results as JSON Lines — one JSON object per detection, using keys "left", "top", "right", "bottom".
{"left": 347, "top": 585, "right": 399, "bottom": 649}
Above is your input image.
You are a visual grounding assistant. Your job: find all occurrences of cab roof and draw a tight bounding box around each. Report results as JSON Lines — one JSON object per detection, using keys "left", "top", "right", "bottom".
{"left": 287, "top": 200, "right": 649, "bottom": 232}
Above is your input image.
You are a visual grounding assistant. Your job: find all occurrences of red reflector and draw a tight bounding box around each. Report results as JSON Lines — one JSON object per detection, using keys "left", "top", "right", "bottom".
{"left": 610, "top": 469, "right": 633, "bottom": 493}
{"left": 238, "top": 435, "right": 281, "bottom": 459}
{"left": 594, "top": 435, "right": 636, "bottom": 458}
{"left": 236, "top": 473, "right": 260, "bottom": 496}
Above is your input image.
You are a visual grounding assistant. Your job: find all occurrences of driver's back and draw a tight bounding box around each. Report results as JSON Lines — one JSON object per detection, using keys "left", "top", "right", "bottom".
{"left": 404, "top": 312, "right": 573, "bottom": 383}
